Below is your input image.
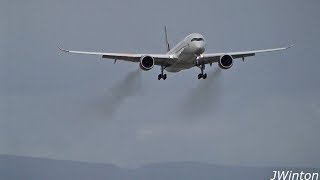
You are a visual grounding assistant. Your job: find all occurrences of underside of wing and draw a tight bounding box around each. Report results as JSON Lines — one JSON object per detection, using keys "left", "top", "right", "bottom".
{"left": 58, "top": 47, "right": 176, "bottom": 66}
{"left": 198, "top": 45, "right": 294, "bottom": 65}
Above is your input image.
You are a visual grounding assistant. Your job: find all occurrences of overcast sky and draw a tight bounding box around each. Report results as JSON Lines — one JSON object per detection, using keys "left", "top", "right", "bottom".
{"left": 1, "top": 0, "right": 320, "bottom": 168}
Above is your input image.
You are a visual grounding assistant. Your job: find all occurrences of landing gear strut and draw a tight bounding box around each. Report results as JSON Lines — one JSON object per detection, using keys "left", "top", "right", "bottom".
{"left": 158, "top": 66, "right": 167, "bottom": 80}
{"left": 197, "top": 63, "right": 207, "bottom": 80}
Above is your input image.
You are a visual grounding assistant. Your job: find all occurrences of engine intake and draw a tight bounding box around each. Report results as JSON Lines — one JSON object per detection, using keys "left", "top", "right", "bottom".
{"left": 139, "top": 56, "right": 154, "bottom": 71}
{"left": 219, "top": 55, "right": 233, "bottom": 69}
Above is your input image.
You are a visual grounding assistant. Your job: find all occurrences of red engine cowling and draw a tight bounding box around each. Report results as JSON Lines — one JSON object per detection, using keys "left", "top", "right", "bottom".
{"left": 139, "top": 56, "right": 154, "bottom": 71}
{"left": 219, "top": 55, "right": 233, "bottom": 69}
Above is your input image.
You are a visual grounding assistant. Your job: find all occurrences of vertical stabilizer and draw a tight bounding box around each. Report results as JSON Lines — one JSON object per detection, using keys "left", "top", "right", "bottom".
{"left": 164, "top": 26, "right": 170, "bottom": 52}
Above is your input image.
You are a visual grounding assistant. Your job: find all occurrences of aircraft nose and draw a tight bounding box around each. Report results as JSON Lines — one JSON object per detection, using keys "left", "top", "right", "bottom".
{"left": 195, "top": 43, "right": 205, "bottom": 54}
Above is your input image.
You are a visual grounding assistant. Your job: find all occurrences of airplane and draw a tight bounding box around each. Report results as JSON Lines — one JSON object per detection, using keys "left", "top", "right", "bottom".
{"left": 59, "top": 27, "right": 293, "bottom": 80}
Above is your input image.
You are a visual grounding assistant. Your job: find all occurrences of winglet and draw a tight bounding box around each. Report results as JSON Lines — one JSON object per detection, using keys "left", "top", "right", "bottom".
{"left": 287, "top": 44, "right": 294, "bottom": 49}
{"left": 57, "top": 46, "right": 70, "bottom": 53}
{"left": 284, "top": 44, "right": 294, "bottom": 50}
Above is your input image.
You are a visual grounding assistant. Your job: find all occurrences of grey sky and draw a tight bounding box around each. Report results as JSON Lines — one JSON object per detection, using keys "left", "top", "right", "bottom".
{"left": 1, "top": 0, "right": 320, "bottom": 168}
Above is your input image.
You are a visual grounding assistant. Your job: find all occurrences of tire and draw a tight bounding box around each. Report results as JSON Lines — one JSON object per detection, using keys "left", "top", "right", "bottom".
{"left": 163, "top": 74, "right": 167, "bottom": 80}
{"left": 203, "top": 73, "right": 207, "bottom": 79}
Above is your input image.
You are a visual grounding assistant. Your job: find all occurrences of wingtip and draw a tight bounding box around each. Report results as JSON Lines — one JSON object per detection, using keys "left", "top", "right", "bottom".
{"left": 285, "top": 44, "right": 294, "bottom": 49}
{"left": 57, "top": 45, "right": 69, "bottom": 52}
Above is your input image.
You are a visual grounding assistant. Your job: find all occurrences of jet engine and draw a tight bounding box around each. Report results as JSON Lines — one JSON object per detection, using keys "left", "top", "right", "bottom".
{"left": 218, "top": 55, "right": 233, "bottom": 69}
{"left": 139, "top": 56, "right": 154, "bottom": 71}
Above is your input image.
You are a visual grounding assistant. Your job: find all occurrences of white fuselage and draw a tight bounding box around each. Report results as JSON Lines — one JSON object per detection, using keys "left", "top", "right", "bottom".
{"left": 60, "top": 30, "right": 292, "bottom": 79}
{"left": 165, "top": 33, "right": 206, "bottom": 72}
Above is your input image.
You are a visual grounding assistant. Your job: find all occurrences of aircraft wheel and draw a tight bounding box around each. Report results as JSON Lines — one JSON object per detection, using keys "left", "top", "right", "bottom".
{"left": 163, "top": 74, "right": 167, "bottom": 80}
{"left": 158, "top": 74, "right": 162, "bottom": 80}
{"left": 198, "top": 73, "right": 202, "bottom": 79}
{"left": 203, "top": 73, "right": 207, "bottom": 79}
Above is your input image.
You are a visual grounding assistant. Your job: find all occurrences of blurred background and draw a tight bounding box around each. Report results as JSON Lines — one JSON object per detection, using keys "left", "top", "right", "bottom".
{"left": 0, "top": 0, "right": 319, "bottom": 169}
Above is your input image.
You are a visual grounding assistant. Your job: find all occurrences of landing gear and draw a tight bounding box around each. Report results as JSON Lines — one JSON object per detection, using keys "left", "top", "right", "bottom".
{"left": 158, "top": 74, "right": 167, "bottom": 80}
{"left": 197, "top": 63, "right": 207, "bottom": 80}
{"left": 158, "top": 66, "right": 167, "bottom": 80}
{"left": 198, "top": 73, "right": 207, "bottom": 79}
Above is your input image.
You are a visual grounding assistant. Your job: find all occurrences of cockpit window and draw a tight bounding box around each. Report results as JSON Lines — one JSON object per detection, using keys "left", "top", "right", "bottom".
{"left": 191, "top": 38, "right": 204, "bottom": 42}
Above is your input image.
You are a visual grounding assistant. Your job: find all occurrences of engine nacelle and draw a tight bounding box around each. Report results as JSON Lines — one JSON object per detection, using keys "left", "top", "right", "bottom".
{"left": 219, "top": 55, "right": 233, "bottom": 69}
{"left": 139, "top": 56, "right": 154, "bottom": 71}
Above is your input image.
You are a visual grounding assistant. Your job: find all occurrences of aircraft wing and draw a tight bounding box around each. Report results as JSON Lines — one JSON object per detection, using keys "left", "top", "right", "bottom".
{"left": 58, "top": 47, "right": 175, "bottom": 66}
{"left": 199, "top": 45, "right": 294, "bottom": 65}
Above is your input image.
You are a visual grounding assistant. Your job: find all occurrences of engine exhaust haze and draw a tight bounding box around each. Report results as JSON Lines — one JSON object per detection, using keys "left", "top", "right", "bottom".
{"left": 181, "top": 67, "right": 222, "bottom": 120}
{"left": 95, "top": 69, "right": 142, "bottom": 118}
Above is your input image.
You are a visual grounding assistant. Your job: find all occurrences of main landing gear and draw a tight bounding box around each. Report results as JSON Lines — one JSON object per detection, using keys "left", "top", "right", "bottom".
{"left": 197, "top": 63, "right": 207, "bottom": 80}
{"left": 158, "top": 66, "right": 167, "bottom": 80}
